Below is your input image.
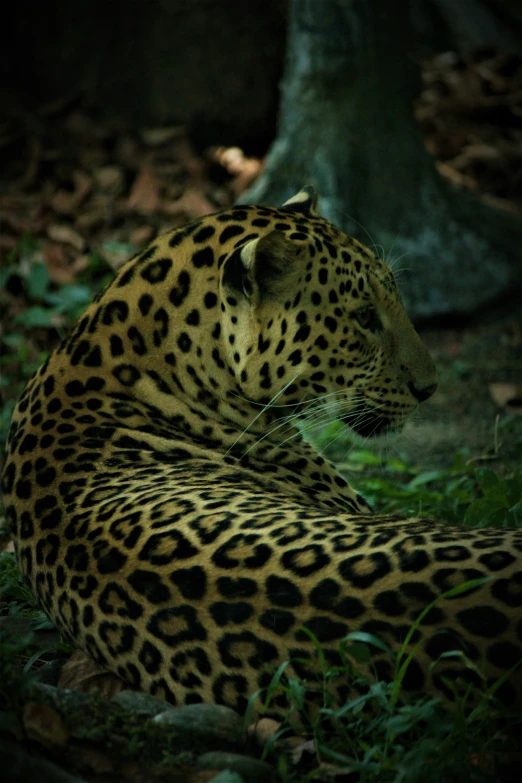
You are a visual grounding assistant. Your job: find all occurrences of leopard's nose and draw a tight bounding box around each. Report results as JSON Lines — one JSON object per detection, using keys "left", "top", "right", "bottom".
{"left": 408, "top": 380, "right": 438, "bottom": 403}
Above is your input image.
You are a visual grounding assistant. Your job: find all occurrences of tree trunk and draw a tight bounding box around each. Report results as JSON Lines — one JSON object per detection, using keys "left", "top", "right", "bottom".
{"left": 242, "top": 0, "right": 522, "bottom": 318}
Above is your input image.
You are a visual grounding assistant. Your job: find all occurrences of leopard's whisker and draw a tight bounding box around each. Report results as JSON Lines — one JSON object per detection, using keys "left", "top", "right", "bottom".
{"left": 228, "top": 386, "right": 353, "bottom": 410}
{"left": 230, "top": 388, "right": 366, "bottom": 459}
{"left": 237, "top": 400, "right": 328, "bottom": 459}
{"left": 225, "top": 373, "right": 300, "bottom": 455}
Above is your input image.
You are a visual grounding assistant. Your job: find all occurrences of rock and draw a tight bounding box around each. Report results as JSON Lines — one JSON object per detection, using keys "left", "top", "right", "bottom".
{"left": 209, "top": 772, "right": 245, "bottom": 783}
{"left": 197, "top": 751, "right": 278, "bottom": 781}
{"left": 112, "top": 690, "right": 171, "bottom": 717}
{"left": 152, "top": 703, "right": 246, "bottom": 749}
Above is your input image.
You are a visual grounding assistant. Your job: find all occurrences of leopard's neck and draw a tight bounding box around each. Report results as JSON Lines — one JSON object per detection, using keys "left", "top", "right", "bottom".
{"left": 92, "top": 390, "right": 370, "bottom": 514}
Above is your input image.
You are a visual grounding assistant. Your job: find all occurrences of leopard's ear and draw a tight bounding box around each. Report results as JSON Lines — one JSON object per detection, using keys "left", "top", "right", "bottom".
{"left": 223, "top": 230, "right": 301, "bottom": 301}
{"left": 280, "top": 185, "right": 318, "bottom": 215}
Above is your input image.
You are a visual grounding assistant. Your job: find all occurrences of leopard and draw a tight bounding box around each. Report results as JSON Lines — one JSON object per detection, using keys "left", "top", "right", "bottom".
{"left": 2, "top": 186, "right": 521, "bottom": 720}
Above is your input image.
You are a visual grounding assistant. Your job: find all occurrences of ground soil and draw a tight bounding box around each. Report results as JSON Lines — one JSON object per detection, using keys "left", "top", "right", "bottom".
{"left": 402, "top": 299, "right": 521, "bottom": 468}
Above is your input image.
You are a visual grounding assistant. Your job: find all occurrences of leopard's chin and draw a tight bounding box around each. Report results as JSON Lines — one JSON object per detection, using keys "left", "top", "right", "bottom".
{"left": 344, "top": 403, "right": 404, "bottom": 438}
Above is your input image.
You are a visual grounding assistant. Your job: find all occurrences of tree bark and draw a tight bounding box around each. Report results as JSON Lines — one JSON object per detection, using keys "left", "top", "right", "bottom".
{"left": 242, "top": 0, "right": 522, "bottom": 318}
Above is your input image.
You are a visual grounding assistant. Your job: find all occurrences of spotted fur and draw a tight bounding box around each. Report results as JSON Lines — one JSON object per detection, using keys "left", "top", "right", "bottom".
{"left": 2, "top": 187, "right": 521, "bottom": 717}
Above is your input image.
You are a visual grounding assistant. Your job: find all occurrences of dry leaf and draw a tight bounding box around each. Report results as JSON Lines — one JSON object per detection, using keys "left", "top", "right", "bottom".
{"left": 127, "top": 167, "right": 161, "bottom": 214}
{"left": 488, "top": 382, "right": 522, "bottom": 413}
{"left": 72, "top": 169, "right": 92, "bottom": 204}
{"left": 248, "top": 717, "right": 317, "bottom": 766}
{"left": 47, "top": 223, "right": 86, "bottom": 252}
{"left": 129, "top": 225, "right": 156, "bottom": 246}
{"left": 23, "top": 702, "right": 69, "bottom": 746}
{"left": 0, "top": 233, "right": 18, "bottom": 252}
{"left": 51, "top": 189, "right": 77, "bottom": 215}
{"left": 160, "top": 187, "right": 215, "bottom": 219}
{"left": 141, "top": 126, "right": 185, "bottom": 146}
{"left": 435, "top": 161, "right": 478, "bottom": 191}
{"left": 211, "top": 146, "right": 247, "bottom": 176}
{"left": 1, "top": 539, "right": 16, "bottom": 554}
{"left": 70, "top": 253, "right": 91, "bottom": 276}
{"left": 58, "top": 649, "right": 126, "bottom": 698}
{"left": 94, "top": 165, "right": 124, "bottom": 195}
{"left": 312, "top": 761, "right": 358, "bottom": 781}
{"left": 288, "top": 737, "right": 316, "bottom": 765}
{"left": 176, "top": 136, "right": 205, "bottom": 183}
{"left": 75, "top": 198, "right": 109, "bottom": 231}
{"left": 208, "top": 145, "right": 263, "bottom": 196}
{"left": 43, "top": 242, "right": 70, "bottom": 283}
{"left": 44, "top": 244, "right": 90, "bottom": 284}
{"left": 230, "top": 158, "right": 263, "bottom": 196}
{"left": 2, "top": 202, "right": 48, "bottom": 236}
{"left": 248, "top": 717, "right": 282, "bottom": 747}
{"left": 480, "top": 192, "right": 522, "bottom": 216}
{"left": 48, "top": 170, "right": 90, "bottom": 216}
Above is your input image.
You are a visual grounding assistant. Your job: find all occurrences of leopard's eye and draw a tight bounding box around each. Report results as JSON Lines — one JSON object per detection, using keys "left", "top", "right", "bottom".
{"left": 354, "top": 307, "right": 381, "bottom": 330}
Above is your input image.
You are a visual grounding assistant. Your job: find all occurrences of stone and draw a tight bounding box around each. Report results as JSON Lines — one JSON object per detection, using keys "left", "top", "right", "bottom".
{"left": 112, "top": 690, "right": 171, "bottom": 717}
{"left": 197, "top": 751, "right": 278, "bottom": 781}
{"left": 152, "top": 703, "right": 246, "bottom": 749}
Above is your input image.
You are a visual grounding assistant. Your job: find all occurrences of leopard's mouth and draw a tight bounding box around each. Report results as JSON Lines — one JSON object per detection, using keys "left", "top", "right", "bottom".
{"left": 344, "top": 402, "right": 393, "bottom": 438}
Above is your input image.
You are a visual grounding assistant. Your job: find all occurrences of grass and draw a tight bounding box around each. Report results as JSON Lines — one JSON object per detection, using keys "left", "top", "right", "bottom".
{"left": 0, "top": 550, "right": 70, "bottom": 732}
{"left": 310, "top": 416, "right": 522, "bottom": 528}
{"left": 1, "top": 551, "right": 520, "bottom": 781}
{"left": 247, "top": 581, "right": 521, "bottom": 782}
{"left": 2, "top": 434, "right": 520, "bottom": 782}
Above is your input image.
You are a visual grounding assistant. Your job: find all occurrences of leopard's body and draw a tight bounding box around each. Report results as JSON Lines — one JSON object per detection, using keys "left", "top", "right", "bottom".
{"left": 3, "top": 187, "right": 521, "bottom": 716}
